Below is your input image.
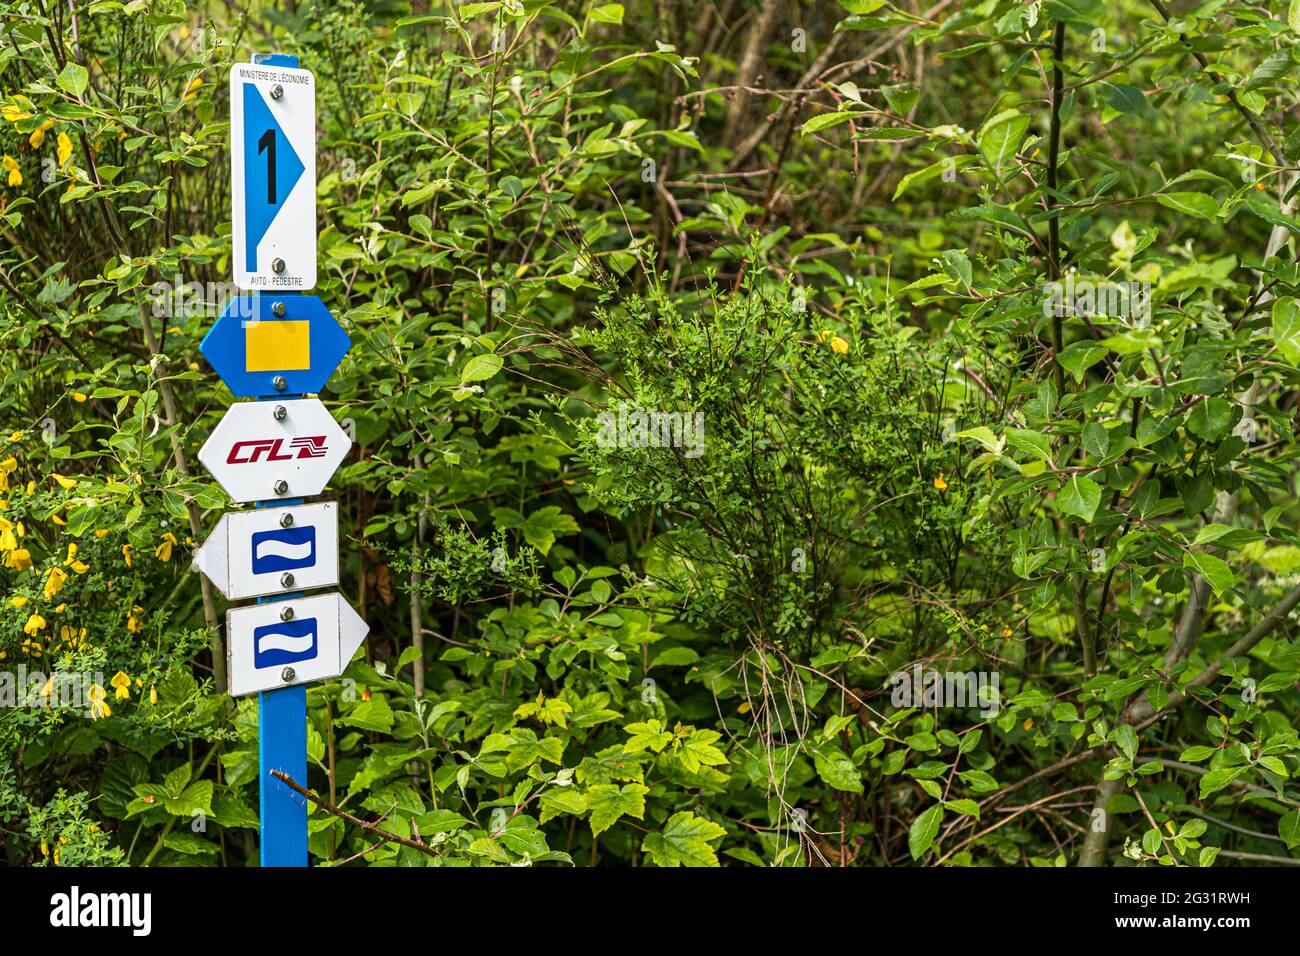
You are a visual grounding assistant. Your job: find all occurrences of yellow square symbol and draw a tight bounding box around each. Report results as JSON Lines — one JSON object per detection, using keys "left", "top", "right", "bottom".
{"left": 245, "top": 320, "right": 310, "bottom": 372}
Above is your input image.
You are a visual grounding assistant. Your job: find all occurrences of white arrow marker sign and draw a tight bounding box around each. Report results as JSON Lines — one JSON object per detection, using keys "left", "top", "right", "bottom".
{"left": 193, "top": 502, "right": 338, "bottom": 601}
{"left": 228, "top": 591, "right": 368, "bottom": 697}
{"left": 198, "top": 398, "right": 351, "bottom": 504}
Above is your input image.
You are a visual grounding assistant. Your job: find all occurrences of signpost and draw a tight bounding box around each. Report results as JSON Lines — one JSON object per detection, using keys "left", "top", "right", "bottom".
{"left": 192, "top": 502, "right": 340, "bottom": 601}
{"left": 229, "top": 59, "right": 316, "bottom": 290}
{"left": 200, "top": 294, "right": 351, "bottom": 398}
{"left": 192, "top": 51, "right": 365, "bottom": 867}
{"left": 196, "top": 398, "right": 352, "bottom": 503}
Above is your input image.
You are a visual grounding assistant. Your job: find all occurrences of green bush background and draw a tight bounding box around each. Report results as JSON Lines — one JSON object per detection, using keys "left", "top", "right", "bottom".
{"left": 3, "top": 0, "right": 1300, "bottom": 866}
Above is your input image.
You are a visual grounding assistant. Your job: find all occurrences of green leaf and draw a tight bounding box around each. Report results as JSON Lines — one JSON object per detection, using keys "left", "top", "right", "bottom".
{"left": 1271, "top": 297, "right": 1300, "bottom": 366}
{"left": 585, "top": 783, "right": 648, "bottom": 836}
{"left": 1198, "top": 765, "right": 1246, "bottom": 798}
{"left": 977, "top": 108, "right": 1030, "bottom": 175}
{"left": 814, "top": 747, "right": 864, "bottom": 792}
{"left": 587, "top": 3, "right": 624, "bottom": 24}
{"left": 1291, "top": 0, "right": 1300, "bottom": 33}
{"left": 908, "top": 803, "right": 944, "bottom": 860}
{"left": 1183, "top": 550, "right": 1234, "bottom": 596}
{"left": 801, "top": 111, "right": 852, "bottom": 135}
{"left": 57, "top": 63, "right": 89, "bottom": 97}
{"left": 1279, "top": 810, "right": 1300, "bottom": 849}
{"left": 641, "top": 811, "right": 726, "bottom": 867}
{"left": 1156, "top": 192, "right": 1219, "bottom": 221}
{"left": 461, "top": 353, "right": 504, "bottom": 383}
{"left": 1057, "top": 474, "right": 1102, "bottom": 522}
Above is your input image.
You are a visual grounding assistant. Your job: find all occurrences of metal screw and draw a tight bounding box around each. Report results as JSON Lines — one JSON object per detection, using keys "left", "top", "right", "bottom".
{"left": 271, "top": 257, "right": 285, "bottom": 273}
{"left": 281, "top": 667, "right": 295, "bottom": 682}
{"left": 280, "top": 606, "right": 295, "bottom": 621}
{"left": 273, "top": 479, "right": 288, "bottom": 495}
{"left": 280, "top": 572, "right": 295, "bottom": 587}
{"left": 270, "top": 84, "right": 284, "bottom": 100}
{"left": 273, "top": 375, "right": 287, "bottom": 391}
{"left": 273, "top": 404, "right": 287, "bottom": 421}
{"left": 280, "top": 512, "right": 294, "bottom": 528}
{"left": 271, "top": 301, "right": 286, "bottom": 317}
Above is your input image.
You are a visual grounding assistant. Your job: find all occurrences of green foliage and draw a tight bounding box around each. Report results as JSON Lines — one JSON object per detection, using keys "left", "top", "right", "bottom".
{"left": 3, "top": 0, "right": 1300, "bottom": 869}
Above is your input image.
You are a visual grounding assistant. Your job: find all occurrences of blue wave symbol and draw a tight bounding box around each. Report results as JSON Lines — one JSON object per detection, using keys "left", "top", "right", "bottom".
{"left": 253, "top": 618, "right": 318, "bottom": 668}
{"left": 251, "top": 526, "right": 316, "bottom": 573}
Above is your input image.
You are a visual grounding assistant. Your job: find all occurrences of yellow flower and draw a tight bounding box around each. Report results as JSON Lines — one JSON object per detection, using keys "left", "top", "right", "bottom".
{"left": 51, "top": 514, "right": 66, "bottom": 526}
{"left": 149, "top": 685, "right": 158, "bottom": 705}
{"left": 121, "top": 543, "right": 133, "bottom": 567}
{"left": 95, "top": 528, "right": 108, "bottom": 538}
{"left": 6, "top": 548, "right": 31, "bottom": 570}
{"left": 65, "top": 543, "right": 77, "bottom": 563}
{"left": 155, "top": 531, "right": 177, "bottom": 562}
{"left": 2, "top": 103, "right": 31, "bottom": 123}
{"left": 182, "top": 75, "right": 204, "bottom": 104}
{"left": 23, "top": 613, "right": 45, "bottom": 636}
{"left": 10, "top": 596, "right": 27, "bottom": 608}
{"left": 43, "top": 566, "right": 68, "bottom": 600}
{"left": 0, "top": 527, "right": 15, "bottom": 551}
{"left": 56, "top": 132, "right": 73, "bottom": 169}
{"left": 830, "top": 335, "right": 849, "bottom": 354}
{"left": 127, "top": 606, "right": 143, "bottom": 633}
{"left": 110, "top": 671, "right": 131, "bottom": 701}
{"left": 69, "top": 560, "right": 89, "bottom": 574}
{"left": 52, "top": 474, "right": 77, "bottom": 490}
{"left": 5, "top": 166, "right": 19, "bottom": 187}
{"left": 934, "top": 474, "right": 948, "bottom": 491}
{"left": 53, "top": 603, "right": 65, "bottom": 613}
{"left": 6, "top": 431, "right": 20, "bottom": 442}
{"left": 73, "top": 392, "right": 86, "bottom": 403}
{"left": 87, "top": 684, "right": 110, "bottom": 720}
{"left": 29, "top": 118, "right": 53, "bottom": 148}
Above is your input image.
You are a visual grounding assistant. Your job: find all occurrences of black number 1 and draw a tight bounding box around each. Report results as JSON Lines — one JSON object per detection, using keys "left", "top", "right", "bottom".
{"left": 257, "top": 128, "right": 276, "bottom": 204}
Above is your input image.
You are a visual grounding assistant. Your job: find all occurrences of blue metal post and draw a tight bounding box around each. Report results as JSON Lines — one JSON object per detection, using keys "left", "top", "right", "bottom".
{"left": 246, "top": 49, "right": 310, "bottom": 867}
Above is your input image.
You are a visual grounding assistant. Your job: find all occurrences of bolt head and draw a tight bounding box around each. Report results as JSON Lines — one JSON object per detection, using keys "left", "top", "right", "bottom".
{"left": 273, "top": 375, "right": 287, "bottom": 391}
{"left": 271, "top": 301, "right": 286, "bottom": 317}
{"left": 273, "top": 404, "right": 287, "bottom": 420}
{"left": 271, "top": 83, "right": 284, "bottom": 100}
{"left": 272, "top": 257, "right": 286, "bottom": 273}
{"left": 281, "top": 666, "right": 295, "bottom": 682}
{"left": 280, "top": 606, "right": 295, "bottom": 621}
{"left": 280, "top": 571, "right": 295, "bottom": 587}
{"left": 273, "top": 479, "right": 288, "bottom": 495}
{"left": 279, "top": 512, "right": 294, "bottom": 528}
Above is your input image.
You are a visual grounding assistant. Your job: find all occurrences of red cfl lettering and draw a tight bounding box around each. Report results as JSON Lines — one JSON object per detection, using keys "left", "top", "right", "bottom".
{"left": 227, "top": 436, "right": 327, "bottom": 464}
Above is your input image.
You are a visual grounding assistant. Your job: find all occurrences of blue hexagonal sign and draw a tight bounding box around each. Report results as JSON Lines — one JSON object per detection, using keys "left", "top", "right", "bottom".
{"left": 199, "top": 294, "right": 351, "bottom": 398}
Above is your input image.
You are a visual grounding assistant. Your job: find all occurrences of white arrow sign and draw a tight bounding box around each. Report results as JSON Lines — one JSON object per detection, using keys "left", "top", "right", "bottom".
{"left": 230, "top": 61, "right": 316, "bottom": 290}
{"left": 198, "top": 398, "right": 351, "bottom": 504}
{"left": 193, "top": 502, "right": 339, "bottom": 601}
{"left": 227, "top": 591, "right": 368, "bottom": 697}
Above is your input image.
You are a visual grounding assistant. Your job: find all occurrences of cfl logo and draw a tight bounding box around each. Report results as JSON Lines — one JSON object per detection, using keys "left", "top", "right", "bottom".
{"left": 1090, "top": 548, "right": 1106, "bottom": 574}
{"left": 641, "top": 678, "right": 657, "bottom": 704}
{"left": 791, "top": 547, "right": 807, "bottom": 574}
{"left": 1241, "top": 677, "right": 1256, "bottom": 704}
